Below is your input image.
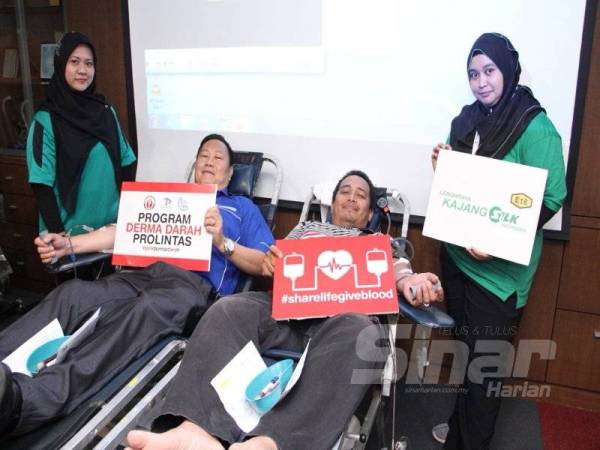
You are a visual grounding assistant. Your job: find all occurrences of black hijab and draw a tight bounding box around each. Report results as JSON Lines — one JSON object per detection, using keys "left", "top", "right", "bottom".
{"left": 449, "top": 33, "right": 544, "bottom": 159}
{"left": 39, "top": 31, "right": 122, "bottom": 214}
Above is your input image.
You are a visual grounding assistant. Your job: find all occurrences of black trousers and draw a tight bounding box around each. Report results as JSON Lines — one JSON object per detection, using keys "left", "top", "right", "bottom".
{"left": 440, "top": 247, "right": 522, "bottom": 450}
{"left": 0, "top": 262, "right": 212, "bottom": 436}
{"left": 155, "top": 291, "right": 388, "bottom": 450}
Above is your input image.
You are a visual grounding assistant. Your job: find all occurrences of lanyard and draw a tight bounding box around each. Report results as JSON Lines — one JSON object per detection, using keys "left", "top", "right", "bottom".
{"left": 472, "top": 131, "right": 480, "bottom": 155}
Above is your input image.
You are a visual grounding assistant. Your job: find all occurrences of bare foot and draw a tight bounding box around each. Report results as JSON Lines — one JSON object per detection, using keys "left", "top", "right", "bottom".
{"left": 230, "top": 435, "right": 278, "bottom": 450}
{"left": 125, "top": 420, "right": 225, "bottom": 450}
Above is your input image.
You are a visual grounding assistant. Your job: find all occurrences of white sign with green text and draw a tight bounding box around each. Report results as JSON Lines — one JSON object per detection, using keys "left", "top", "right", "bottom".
{"left": 423, "top": 150, "right": 547, "bottom": 265}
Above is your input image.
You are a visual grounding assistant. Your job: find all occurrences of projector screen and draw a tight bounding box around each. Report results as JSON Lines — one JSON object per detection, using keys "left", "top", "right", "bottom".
{"left": 127, "top": 0, "right": 590, "bottom": 232}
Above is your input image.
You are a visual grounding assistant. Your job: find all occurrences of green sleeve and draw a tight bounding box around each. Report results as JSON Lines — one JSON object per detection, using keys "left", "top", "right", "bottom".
{"left": 110, "top": 107, "right": 136, "bottom": 166}
{"left": 518, "top": 116, "right": 567, "bottom": 212}
{"left": 26, "top": 111, "right": 57, "bottom": 187}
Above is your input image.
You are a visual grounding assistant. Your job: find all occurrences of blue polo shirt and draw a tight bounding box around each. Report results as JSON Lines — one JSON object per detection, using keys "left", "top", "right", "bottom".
{"left": 198, "top": 189, "right": 274, "bottom": 295}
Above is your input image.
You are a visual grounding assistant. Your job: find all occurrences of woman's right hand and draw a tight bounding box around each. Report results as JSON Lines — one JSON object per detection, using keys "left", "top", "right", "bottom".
{"left": 467, "top": 246, "right": 493, "bottom": 261}
{"left": 431, "top": 143, "right": 452, "bottom": 171}
{"left": 34, "top": 233, "right": 68, "bottom": 264}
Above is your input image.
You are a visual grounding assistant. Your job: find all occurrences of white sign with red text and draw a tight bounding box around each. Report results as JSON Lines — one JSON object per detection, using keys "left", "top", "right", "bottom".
{"left": 272, "top": 234, "right": 399, "bottom": 320}
{"left": 112, "top": 181, "right": 216, "bottom": 271}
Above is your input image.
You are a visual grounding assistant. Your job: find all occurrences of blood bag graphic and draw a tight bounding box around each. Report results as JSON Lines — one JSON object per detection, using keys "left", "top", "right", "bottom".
{"left": 366, "top": 249, "right": 388, "bottom": 276}
{"left": 283, "top": 253, "right": 305, "bottom": 280}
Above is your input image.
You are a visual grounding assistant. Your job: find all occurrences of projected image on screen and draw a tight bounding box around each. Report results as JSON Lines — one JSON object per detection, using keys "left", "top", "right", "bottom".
{"left": 129, "top": 0, "right": 588, "bottom": 230}
{"left": 143, "top": 0, "right": 462, "bottom": 145}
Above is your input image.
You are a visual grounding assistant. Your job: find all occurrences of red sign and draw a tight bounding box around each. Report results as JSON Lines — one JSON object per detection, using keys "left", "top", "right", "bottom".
{"left": 272, "top": 234, "right": 399, "bottom": 320}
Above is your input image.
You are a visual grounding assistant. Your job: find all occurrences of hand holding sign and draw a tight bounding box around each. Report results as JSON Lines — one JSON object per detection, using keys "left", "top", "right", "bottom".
{"left": 262, "top": 245, "right": 283, "bottom": 278}
{"left": 431, "top": 143, "right": 452, "bottom": 171}
{"left": 204, "top": 206, "right": 224, "bottom": 251}
{"left": 466, "top": 246, "right": 492, "bottom": 261}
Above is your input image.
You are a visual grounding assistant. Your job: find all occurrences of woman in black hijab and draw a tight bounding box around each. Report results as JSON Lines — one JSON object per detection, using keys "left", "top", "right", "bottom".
{"left": 430, "top": 33, "right": 566, "bottom": 449}
{"left": 26, "top": 31, "right": 136, "bottom": 235}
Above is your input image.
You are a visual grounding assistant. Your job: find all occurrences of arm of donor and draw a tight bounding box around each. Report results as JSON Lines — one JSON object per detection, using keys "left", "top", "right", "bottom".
{"left": 409, "top": 280, "right": 442, "bottom": 303}
{"left": 34, "top": 225, "right": 116, "bottom": 264}
{"left": 226, "top": 244, "right": 266, "bottom": 277}
{"left": 394, "top": 258, "right": 444, "bottom": 306}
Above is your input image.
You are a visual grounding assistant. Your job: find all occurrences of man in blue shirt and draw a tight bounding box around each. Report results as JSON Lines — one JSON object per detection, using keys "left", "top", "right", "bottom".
{"left": 0, "top": 134, "right": 274, "bottom": 439}
{"left": 202, "top": 188, "right": 273, "bottom": 296}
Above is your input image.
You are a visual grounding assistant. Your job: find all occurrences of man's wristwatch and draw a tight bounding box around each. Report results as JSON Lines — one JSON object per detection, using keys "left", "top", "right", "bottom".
{"left": 223, "top": 237, "right": 235, "bottom": 257}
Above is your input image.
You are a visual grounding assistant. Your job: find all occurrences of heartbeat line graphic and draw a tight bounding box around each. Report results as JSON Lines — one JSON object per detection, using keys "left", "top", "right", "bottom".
{"left": 318, "top": 258, "right": 351, "bottom": 271}
{"left": 284, "top": 250, "right": 387, "bottom": 292}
